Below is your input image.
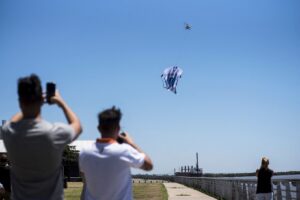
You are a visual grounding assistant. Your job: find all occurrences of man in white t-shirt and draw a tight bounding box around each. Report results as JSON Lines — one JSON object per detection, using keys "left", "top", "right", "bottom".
{"left": 79, "top": 106, "right": 153, "bottom": 200}
{"left": 2, "top": 74, "right": 82, "bottom": 200}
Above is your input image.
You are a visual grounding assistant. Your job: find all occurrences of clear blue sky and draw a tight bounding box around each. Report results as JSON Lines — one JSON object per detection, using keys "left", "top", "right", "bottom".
{"left": 0, "top": 0, "right": 299, "bottom": 174}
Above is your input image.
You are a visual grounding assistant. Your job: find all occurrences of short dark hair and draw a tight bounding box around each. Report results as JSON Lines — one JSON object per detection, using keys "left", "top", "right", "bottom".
{"left": 98, "top": 106, "right": 122, "bottom": 133}
{"left": 18, "top": 74, "right": 43, "bottom": 104}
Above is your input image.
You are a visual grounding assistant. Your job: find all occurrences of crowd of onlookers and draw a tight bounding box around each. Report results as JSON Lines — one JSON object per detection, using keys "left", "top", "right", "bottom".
{"left": 0, "top": 74, "right": 273, "bottom": 200}
{"left": 1, "top": 74, "right": 153, "bottom": 200}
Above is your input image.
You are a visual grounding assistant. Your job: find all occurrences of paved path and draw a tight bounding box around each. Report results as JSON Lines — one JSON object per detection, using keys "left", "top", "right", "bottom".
{"left": 163, "top": 182, "right": 217, "bottom": 200}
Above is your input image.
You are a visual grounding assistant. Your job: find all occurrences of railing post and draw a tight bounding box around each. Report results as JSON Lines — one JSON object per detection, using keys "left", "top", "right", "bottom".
{"left": 200, "top": 178, "right": 203, "bottom": 190}
{"left": 236, "top": 181, "right": 240, "bottom": 200}
{"left": 250, "top": 182, "right": 256, "bottom": 200}
{"left": 242, "top": 182, "right": 247, "bottom": 200}
{"left": 197, "top": 178, "right": 201, "bottom": 190}
{"left": 213, "top": 179, "right": 216, "bottom": 197}
{"left": 292, "top": 181, "right": 300, "bottom": 200}
{"left": 236, "top": 181, "right": 241, "bottom": 200}
{"left": 233, "top": 181, "right": 239, "bottom": 200}
{"left": 284, "top": 181, "right": 292, "bottom": 200}
{"left": 231, "top": 181, "right": 235, "bottom": 200}
{"left": 239, "top": 182, "right": 245, "bottom": 200}
{"left": 226, "top": 180, "right": 231, "bottom": 199}
{"left": 275, "top": 181, "right": 282, "bottom": 200}
{"left": 210, "top": 180, "right": 213, "bottom": 194}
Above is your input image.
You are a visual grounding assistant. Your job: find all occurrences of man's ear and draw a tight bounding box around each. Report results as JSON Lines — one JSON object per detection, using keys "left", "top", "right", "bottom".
{"left": 97, "top": 125, "right": 101, "bottom": 132}
{"left": 19, "top": 100, "right": 24, "bottom": 109}
{"left": 116, "top": 125, "right": 120, "bottom": 133}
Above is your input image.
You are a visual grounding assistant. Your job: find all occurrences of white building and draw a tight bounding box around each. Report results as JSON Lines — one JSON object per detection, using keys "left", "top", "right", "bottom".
{"left": 69, "top": 140, "right": 94, "bottom": 152}
{"left": 0, "top": 120, "right": 6, "bottom": 140}
{"left": 0, "top": 140, "right": 6, "bottom": 153}
{"left": 0, "top": 122, "right": 6, "bottom": 153}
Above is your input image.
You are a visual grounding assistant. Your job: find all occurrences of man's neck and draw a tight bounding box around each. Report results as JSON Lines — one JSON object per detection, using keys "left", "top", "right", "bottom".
{"left": 22, "top": 108, "right": 41, "bottom": 120}
{"left": 23, "top": 113, "right": 41, "bottom": 120}
{"left": 101, "top": 135, "right": 118, "bottom": 140}
{"left": 97, "top": 138, "right": 117, "bottom": 144}
{"left": 20, "top": 102, "right": 42, "bottom": 120}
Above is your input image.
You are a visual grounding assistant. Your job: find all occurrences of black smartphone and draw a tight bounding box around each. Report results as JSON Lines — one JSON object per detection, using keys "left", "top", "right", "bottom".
{"left": 46, "top": 82, "right": 56, "bottom": 104}
{"left": 117, "top": 132, "right": 126, "bottom": 144}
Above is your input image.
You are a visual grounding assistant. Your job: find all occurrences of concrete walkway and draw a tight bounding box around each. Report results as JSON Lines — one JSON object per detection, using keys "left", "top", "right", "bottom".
{"left": 163, "top": 182, "right": 217, "bottom": 200}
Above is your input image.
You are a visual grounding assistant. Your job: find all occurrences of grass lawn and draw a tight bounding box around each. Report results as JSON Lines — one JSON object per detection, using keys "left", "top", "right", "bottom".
{"left": 64, "top": 182, "right": 83, "bottom": 200}
{"left": 133, "top": 182, "right": 168, "bottom": 200}
{"left": 64, "top": 181, "right": 168, "bottom": 200}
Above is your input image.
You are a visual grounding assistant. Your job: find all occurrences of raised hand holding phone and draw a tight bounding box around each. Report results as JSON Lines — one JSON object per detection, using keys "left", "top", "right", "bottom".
{"left": 46, "top": 82, "right": 56, "bottom": 104}
{"left": 117, "top": 132, "right": 126, "bottom": 144}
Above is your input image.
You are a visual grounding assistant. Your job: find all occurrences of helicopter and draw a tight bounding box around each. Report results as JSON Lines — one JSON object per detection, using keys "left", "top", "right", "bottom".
{"left": 184, "top": 23, "right": 192, "bottom": 30}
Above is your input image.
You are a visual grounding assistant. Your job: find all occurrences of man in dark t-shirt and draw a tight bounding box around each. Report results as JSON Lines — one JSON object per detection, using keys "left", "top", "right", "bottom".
{"left": 256, "top": 157, "right": 274, "bottom": 200}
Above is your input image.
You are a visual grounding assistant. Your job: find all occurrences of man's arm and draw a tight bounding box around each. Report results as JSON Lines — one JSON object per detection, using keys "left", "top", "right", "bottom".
{"left": 119, "top": 133, "right": 153, "bottom": 171}
{"left": 51, "top": 91, "right": 82, "bottom": 140}
{"left": 140, "top": 155, "right": 153, "bottom": 171}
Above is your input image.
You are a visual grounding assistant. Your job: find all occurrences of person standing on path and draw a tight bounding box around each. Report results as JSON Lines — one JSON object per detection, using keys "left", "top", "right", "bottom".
{"left": 256, "top": 157, "right": 274, "bottom": 200}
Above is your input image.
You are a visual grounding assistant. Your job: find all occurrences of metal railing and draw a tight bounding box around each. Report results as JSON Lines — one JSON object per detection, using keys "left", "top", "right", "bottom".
{"left": 173, "top": 176, "right": 300, "bottom": 200}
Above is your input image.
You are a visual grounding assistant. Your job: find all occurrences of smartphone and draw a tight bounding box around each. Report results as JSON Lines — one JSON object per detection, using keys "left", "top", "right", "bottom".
{"left": 117, "top": 132, "right": 126, "bottom": 144}
{"left": 46, "top": 82, "right": 56, "bottom": 104}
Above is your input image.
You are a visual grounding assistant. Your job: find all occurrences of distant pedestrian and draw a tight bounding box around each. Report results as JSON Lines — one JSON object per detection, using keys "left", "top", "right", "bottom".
{"left": 79, "top": 106, "right": 153, "bottom": 200}
{"left": 256, "top": 157, "right": 274, "bottom": 200}
{"left": 2, "top": 74, "right": 82, "bottom": 200}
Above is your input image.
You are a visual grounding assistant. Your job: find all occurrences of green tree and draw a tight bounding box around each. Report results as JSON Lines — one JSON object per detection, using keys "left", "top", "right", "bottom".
{"left": 63, "top": 145, "right": 79, "bottom": 163}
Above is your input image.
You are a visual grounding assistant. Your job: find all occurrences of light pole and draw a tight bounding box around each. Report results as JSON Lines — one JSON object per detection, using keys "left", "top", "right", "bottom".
{"left": 196, "top": 152, "right": 199, "bottom": 174}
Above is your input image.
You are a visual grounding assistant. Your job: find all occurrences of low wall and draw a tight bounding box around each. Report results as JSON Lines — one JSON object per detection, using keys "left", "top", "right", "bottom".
{"left": 132, "top": 179, "right": 169, "bottom": 184}
{"left": 173, "top": 176, "right": 300, "bottom": 200}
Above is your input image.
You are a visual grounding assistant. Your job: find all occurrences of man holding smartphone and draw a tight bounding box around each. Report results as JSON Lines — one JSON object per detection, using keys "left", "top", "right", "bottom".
{"left": 2, "top": 74, "right": 82, "bottom": 200}
{"left": 79, "top": 106, "right": 153, "bottom": 200}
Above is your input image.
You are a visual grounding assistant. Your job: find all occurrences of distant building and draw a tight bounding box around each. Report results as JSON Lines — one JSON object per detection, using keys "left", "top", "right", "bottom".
{"left": 0, "top": 140, "right": 7, "bottom": 154}
{"left": 0, "top": 120, "right": 7, "bottom": 153}
{"left": 175, "top": 152, "right": 203, "bottom": 177}
{"left": 69, "top": 140, "right": 94, "bottom": 152}
{"left": 0, "top": 120, "right": 5, "bottom": 140}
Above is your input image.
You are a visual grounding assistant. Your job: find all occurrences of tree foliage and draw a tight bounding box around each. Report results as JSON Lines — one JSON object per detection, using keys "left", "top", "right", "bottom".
{"left": 63, "top": 145, "right": 79, "bottom": 164}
